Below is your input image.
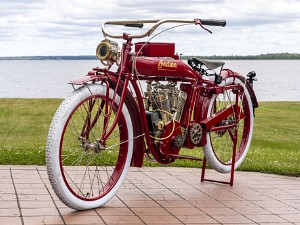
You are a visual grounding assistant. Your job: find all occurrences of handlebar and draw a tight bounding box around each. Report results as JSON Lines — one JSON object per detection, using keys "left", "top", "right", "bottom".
{"left": 101, "top": 18, "right": 226, "bottom": 39}
{"left": 124, "top": 23, "right": 144, "bottom": 28}
{"left": 200, "top": 19, "right": 226, "bottom": 27}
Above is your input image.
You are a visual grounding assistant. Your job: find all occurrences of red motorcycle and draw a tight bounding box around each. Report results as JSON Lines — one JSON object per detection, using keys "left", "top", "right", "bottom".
{"left": 46, "top": 18, "right": 258, "bottom": 210}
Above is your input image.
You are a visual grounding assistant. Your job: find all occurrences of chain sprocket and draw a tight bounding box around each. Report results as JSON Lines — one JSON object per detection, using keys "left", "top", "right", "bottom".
{"left": 189, "top": 123, "right": 202, "bottom": 145}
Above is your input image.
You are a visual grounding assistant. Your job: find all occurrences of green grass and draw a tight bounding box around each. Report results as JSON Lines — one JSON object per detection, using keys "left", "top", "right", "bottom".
{"left": 240, "top": 102, "right": 300, "bottom": 176}
{"left": 0, "top": 99, "right": 62, "bottom": 165}
{"left": 0, "top": 99, "right": 299, "bottom": 176}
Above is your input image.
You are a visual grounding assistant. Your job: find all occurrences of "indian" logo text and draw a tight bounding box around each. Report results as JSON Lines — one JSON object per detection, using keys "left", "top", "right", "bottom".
{"left": 158, "top": 60, "right": 177, "bottom": 71}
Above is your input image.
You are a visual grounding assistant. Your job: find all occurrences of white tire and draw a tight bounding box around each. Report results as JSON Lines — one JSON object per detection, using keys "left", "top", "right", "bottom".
{"left": 202, "top": 77, "right": 254, "bottom": 173}
{"left": 46, "top": 84, "right": 133, "bottom": 210}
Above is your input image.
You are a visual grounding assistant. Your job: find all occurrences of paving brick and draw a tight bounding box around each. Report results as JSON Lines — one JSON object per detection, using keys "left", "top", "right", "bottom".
{"left": 176, "top": 214, "right": 217, "bottom": 224}
{"left": 165, "top": 207, "right": 205, "bottom": 216}
{"left": 1, "top": 166, "right": 300, "bottom": 225}
{"left": 0, "top": 217, "right": 22, "bottom": 225}
{"left": 101, "top": 215, "right": 143, "bottom": 224}
{"left": 132, "top": 207, "right": 171, "bottom": 216}
{"left": 19, "top": 200, "right": 56, "bottom": 208}
{"left": 211, "top": 214, "right": 254, "bottom": 224}
{"left": 21, "top": 208, "right": 59, "bottom": 216}
{"left": 59, "top": 208, "right": 98, "bottom": 216}
{"left": 0, "top": 208, "right": 20, "bottom": 217}
{"left": 0, "top": 200, "right": 18, "bottom": 209}
{"left": 245, "top": 214, "right": 288, "bottom": 223}
{"left": 96, "top": 207, "right": 134, "bottom": 216}
{"left": 63, "top": 215, "right": 104, "bottom": 224}
{"left": 23, "top": 216, "right": 64, "bottom": 225}
{"left": 200, "top": 207, "right": 239, "bottom": 215}
{"left": 140, "top": 215, "right": 182, "bottom": 224}
{"left": 279, "top": 214, "right": 300, "bottom": 223}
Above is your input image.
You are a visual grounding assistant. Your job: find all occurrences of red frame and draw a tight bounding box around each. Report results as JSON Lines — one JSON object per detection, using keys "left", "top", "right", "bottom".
{"left": 69, "top": 27, "right": 257, "bottom": 185}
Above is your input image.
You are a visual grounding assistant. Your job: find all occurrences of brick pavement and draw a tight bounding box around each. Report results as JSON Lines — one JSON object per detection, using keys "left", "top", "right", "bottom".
{"left": 0, "top": 166, "right": 299, "bottom": 225}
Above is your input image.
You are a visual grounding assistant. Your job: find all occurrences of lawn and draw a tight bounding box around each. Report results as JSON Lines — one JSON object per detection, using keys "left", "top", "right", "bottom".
{"left": 0, "top": 99, "right": 299, "bottom": 176}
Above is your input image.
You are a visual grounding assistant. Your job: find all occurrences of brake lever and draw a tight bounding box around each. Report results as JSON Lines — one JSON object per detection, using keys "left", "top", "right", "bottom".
{"left": 194, "top": 18, "right": 212, "bottom": 34}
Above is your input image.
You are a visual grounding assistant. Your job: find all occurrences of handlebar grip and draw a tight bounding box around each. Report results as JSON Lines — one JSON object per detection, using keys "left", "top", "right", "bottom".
{"left": 200, "top": 19, "right": 226, "bottom": 27}
{"left": 124, "top": 23, "right": 144, "bottom": 28}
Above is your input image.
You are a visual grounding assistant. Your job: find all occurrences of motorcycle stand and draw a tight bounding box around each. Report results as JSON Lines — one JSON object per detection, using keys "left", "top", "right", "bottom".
{"left": 200, "top": 133, "right": 238, "bottom": 186}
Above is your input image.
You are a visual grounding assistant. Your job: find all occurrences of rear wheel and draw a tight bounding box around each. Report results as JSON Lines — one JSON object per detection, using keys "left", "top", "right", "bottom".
{"left": 46, "top": 84, "right": 133, "bottom": 210}
{"left": 202, "top": 77, "right": 253, "bottom": 173}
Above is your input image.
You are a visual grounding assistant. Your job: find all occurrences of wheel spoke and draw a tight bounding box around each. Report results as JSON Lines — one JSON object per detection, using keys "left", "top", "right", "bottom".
{"left": 58, "top": 90, "right": 129, "bottom": 201}
{"left": 46, "top": 85, "right": 134, "bottom": 209}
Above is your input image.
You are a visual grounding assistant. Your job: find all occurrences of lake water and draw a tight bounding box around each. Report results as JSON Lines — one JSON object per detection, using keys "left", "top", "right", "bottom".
{"left": 0, "top": 60, "right": 299, "bottom": 101}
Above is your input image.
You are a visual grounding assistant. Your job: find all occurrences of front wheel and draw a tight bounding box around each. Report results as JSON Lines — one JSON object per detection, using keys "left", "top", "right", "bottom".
{"left": 46, "top": 84, "right": 134, "bottom": 210}
{"left": 202, "top": 76, "right": 254, "bottom": 173}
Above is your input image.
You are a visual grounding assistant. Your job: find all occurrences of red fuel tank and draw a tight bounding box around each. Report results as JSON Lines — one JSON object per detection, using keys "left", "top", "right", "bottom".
{"left": 131, "top": 57, "right": 197, "bottom": 79}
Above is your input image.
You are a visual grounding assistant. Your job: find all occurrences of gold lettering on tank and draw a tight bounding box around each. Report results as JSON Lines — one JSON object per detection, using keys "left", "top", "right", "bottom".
{"left": 158, "top": 60, "right": 177, "bottom": 71}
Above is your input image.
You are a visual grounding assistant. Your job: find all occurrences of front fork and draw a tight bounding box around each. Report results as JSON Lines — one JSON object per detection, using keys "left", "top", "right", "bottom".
{"left": 84, "top": 77, "right": 130, "bottom": 152}
{"left": 100, "top": 78, "right": 129, "bottom": 143}
{"left": 78, "top": 75, "right": 129, "bottom": 149}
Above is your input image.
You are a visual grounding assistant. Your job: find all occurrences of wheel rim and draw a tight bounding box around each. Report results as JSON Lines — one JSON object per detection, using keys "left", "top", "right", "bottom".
{"left": 209, "top": 86, "right": 251, "bottom": 165}
{"left": 59, "top": 94, "right": 128, "bottom": 201}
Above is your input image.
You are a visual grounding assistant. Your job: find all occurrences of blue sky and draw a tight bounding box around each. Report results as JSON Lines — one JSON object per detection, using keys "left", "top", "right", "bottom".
{"left": 0, "top": 0, "right": 299, "bottom": 56}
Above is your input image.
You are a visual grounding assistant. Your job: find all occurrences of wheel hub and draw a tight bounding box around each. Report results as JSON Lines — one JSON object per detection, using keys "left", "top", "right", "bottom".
{"left": 78, "top": 137, "right": 105, "bottom": 153}
{"left": 215, "top": 116, "right": 235, "bottom": 137}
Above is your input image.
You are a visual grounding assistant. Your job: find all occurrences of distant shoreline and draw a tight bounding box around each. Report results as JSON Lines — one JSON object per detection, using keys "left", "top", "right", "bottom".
{"left": 0, "top": 53, "right": 300, "bottom": 60}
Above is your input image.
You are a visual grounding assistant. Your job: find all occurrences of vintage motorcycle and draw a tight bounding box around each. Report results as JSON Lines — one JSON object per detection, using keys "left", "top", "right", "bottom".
{"left": 46, "top": 18, "right": 258, "bottom": 210}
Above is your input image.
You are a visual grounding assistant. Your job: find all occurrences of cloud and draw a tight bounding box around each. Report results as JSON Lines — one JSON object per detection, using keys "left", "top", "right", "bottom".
{"left": 0, "top": 0, "right": 299, "bottom": 56}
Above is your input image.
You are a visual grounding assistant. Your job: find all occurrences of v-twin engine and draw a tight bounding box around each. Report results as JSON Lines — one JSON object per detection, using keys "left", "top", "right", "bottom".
{"left": 144, "top": 81, "right": 187, "bottom": 123}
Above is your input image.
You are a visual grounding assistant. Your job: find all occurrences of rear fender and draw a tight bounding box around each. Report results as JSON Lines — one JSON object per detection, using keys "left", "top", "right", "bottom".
{"left": 221, "top": 69, "right": 259, "bottom": 108}
{"left": 195, "top": 69, "right": 258, "bottom": 147}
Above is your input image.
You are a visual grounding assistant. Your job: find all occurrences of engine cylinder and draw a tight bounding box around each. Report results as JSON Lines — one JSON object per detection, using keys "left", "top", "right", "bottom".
{"left": 146, "top": 81, "right": 187, "bottom": 124}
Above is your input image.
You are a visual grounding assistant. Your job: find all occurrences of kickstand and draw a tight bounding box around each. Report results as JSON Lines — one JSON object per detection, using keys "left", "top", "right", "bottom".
{"left": 201, "top": 140, "right": 237, "bottom": 186}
